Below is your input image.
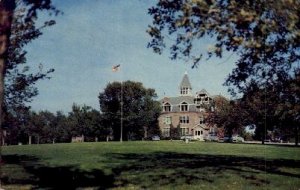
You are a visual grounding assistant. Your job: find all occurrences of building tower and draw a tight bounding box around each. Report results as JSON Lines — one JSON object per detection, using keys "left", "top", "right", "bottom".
{"left": 179, "top": 71, "right": 192, "bottom": 96}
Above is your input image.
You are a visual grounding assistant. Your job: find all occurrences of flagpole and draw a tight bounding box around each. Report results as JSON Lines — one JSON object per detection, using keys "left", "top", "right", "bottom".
{"left": 120, "top": 79, "right": 123, "bottom": 143}
{"left": 120, "top": 65, "right": 123, "bottom": 143}
{"left": 112, "top": 64, "right": 123, "bottom": 142}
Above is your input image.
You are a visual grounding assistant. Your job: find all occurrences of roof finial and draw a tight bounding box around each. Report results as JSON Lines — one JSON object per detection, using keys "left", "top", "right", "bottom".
{"left": 184, "top": 70, "right": 188, "bottom": 75}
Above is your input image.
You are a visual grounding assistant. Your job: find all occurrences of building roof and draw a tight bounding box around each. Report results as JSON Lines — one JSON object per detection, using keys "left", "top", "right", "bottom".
{"left": 196, "top": 89, "right": 209, "bottom": 96}
{"left": 161, "top": 96, "right": 194, "bottom": 105}
{"left": 180, "top": 72, "right": 192, "bottom": 89}
{"left": 161, "top": 96, "right": 198, "bottom": 112}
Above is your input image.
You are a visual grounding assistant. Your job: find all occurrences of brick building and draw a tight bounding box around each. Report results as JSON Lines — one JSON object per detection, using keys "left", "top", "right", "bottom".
{"left": 158, "top": 72, "right": 218, "bottom": 140}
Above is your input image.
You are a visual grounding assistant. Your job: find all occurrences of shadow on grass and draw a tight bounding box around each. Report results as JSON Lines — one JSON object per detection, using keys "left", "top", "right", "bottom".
{"left": 1, "top": 152, "right": 300, "bottom": 189}
{"left": 109, "top": 152, "right": 300, "bottom": 188}
{"left": 1, "top": 155, "right": 114, "bottom": 189}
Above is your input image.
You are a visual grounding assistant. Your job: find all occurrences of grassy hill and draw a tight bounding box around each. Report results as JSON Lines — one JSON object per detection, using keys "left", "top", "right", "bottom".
{"left": 1, "top": 141, "right": 300, "bottom": 190}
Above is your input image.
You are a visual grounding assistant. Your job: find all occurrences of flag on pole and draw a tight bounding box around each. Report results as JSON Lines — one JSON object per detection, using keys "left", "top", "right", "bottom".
{"left": 112, "top": 64, "right": 120, "bottom": 72}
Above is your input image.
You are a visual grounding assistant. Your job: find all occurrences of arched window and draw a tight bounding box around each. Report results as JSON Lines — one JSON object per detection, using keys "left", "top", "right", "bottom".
{"left": 163, "top": 102, "right": 171, "bottom": 112}
{"left": 180, "top": 102, "right": 188, "bottom": 112}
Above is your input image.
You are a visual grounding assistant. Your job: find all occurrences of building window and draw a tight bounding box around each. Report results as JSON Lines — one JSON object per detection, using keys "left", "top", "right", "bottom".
{"left": 195, "top": 98, "right": 201, "bottom": 105}
{"left": 196, "top": 94, "right": 210, "bottom": 104}
{"left": 195, "top": 130, "right": 203, "bottom": 136}
{"left": 180, "top": 102, "right": 188, "bottom": 112}
{"left": 199, "top": 117, "right": 205, "bottom": 125}
{"left": 163, "top": 116, "right": 172, "bottom": 125}
{"left": 163, "top": 103, "right": 171, "bottom": 112}
{"left": 163, "top": 128, "right": 170, "bottom": 137}
{"left": 181, "top": 87, "right": 188, "bottom": 95}
{"left": 180, "top": 116, "right": 189, "bottom": 124}
{"left": 181, "top": 128, "right": 189, "bottom": 135}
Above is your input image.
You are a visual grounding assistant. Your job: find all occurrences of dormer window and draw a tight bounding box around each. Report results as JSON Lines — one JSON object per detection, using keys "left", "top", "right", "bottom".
{"left": 180, "top": 102, "right": 188, "bottom": 112}
{"left": 163, "top": 102, "right": 171, "bottom": 112}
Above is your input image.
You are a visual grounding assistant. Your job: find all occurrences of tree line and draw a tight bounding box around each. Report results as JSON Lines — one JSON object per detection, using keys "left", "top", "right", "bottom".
{"left": 2, "top": 80, "right": 161, "bottom": 145}
{"left": 3, "top": 104, "right": 102, "bottom": 145}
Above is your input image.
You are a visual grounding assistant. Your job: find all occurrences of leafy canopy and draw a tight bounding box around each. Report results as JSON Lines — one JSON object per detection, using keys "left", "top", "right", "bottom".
{"left": 99, "top": 81, "right": 161, "bottom": 140}
{"left": 147, "top": 0, "right": 300, "bottom": 93}
{"left": 1, "top": 0, "right": 60, "bottom": 116}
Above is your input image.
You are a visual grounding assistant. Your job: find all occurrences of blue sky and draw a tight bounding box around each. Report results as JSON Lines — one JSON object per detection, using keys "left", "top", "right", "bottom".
{"left": 25, "top": 0, "right": 237, "bottom": 113}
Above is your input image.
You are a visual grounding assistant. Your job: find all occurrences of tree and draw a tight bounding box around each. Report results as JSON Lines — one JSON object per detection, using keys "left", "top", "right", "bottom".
{"left": 67, "top": 104, "right": 104, "bottom": 142}
{"left": 147, "top": 0, "right": 299, "bottom": 144}
{"left": 5, "top": 2, "right": 56, "bottom": 114}
{"left": 0, "top": 0, "right": 59, "bottom": 145}
{"left": 99, "top": 81, "right": 161, "bottom": 141}
{"left": 68, "top": 104, "right": 89, "bottom": 140}
{"left": 169, "top": 123, "right": 180, "bottom": 140}
{"left": 238, "top": 80, "right": 286, "bottom": 144}
{"left": 207, "top": 97, "right": 247, "bottom": 138}
{"left": 38, "top": 110, "right": 59, "bottom": 144}
{"left": 275, "top": 69, "right": 300, "bottom": 146}
{"left": 147, "top": 0, "right": 299, "bottom": 90}
{"left": 52, "top": 111, "right": 70, "bottom": 143}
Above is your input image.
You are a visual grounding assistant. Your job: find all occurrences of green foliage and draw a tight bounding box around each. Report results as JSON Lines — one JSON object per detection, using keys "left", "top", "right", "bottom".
{"left": 208, "top": 96, "right": 247, "bottom": 137}
{"left": 4, "top": 1, "right": 58, "bottom": 113}
{"left": 3, "top": 103, "right": 108, "bottom": 144}
{"left": 147, "top": 0, "right": 299, "bottom": 94}
{"left": 67, "top": 103, "right": 106, "bottom": 141}
{"left": 0, "top": 1, "right": 60, "bottom": 144}
{"left": 99, "top": 81, "right": 161, "bottom": 140}
{"left": 169, "top": 123, "right": 180, "bottom": 140}
{"left": 210, "top": 71, "right": 300, "bottom": 145}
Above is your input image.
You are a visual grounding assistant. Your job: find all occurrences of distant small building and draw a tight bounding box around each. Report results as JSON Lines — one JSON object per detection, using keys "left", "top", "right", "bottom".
{"left": 71, "top": 135, "right": 84, "bottom": 143}
{"left": 158, "top": 72, "right": 220, "bottom": 141}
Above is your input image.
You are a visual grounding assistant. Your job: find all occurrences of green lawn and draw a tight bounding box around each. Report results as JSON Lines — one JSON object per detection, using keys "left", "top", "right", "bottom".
{"left": 1, "top": 141, "right": 300, "bottom": 190}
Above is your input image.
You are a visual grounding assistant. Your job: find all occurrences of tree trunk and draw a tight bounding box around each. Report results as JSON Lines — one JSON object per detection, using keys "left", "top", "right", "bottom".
{"left": 143, "top": 126, "right": 148, "bottom": 139}
{"left": 0, "top": 58, "right": 5, "bottom": 146}
{"left": 0, "top": 0, "right": 16, "bottom": 149}
{"left": 0, "top": 4, "right": 16, "bottom": 189}
{"left": 0, "top": 129, "right": 4, "bottom": 145}
{"left": 28, "top": 135, "right": 32, "bottom": 145}
{"left": 261, "top": 130, "right": 265, "bottom": 145}
{"left": 295, "top": 125, "right": 299, "bottom": 146}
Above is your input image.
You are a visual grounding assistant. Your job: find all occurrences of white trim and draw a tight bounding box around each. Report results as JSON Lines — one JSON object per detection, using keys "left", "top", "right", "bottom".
{"left": 162, "top": 102, "right": 172, "bottom": 112}
{"left": 179, "top": 101, "right": 189, "bottom": 112}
